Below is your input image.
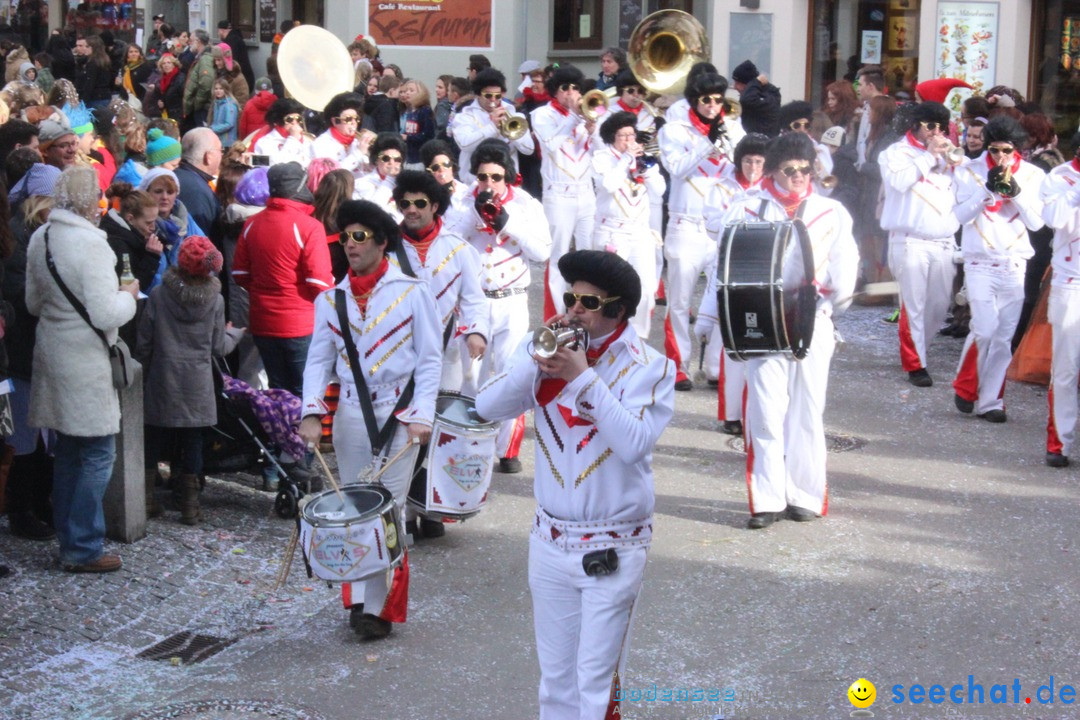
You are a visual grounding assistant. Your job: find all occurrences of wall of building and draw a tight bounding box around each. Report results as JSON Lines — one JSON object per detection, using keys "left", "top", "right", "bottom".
{"left": 708, "top": 0, "right": 811, "bottom": 101}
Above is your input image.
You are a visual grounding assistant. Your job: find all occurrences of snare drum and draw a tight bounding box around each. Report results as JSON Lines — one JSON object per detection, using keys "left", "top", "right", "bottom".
{"left": 408, "top": 392, "right": 497, "bottom": 521}
{"left": 717, "top": 221, "right": 817, "bottom": 361}
{"left": 299, "top": 485, "right": 404, "bottom": 583}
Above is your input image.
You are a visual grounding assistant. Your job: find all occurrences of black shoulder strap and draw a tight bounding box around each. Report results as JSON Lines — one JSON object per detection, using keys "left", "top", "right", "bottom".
{"left": 395, "top": 243, "right": 416, "bottom": 279}
{"left": 334, "top": 288, "right": 416, "bottom": 458}
{"left": 43, "top": 228, "right": 111, "bottom": 353}
{"left": 757, "top": 198, "right": 769, "bottom": 218}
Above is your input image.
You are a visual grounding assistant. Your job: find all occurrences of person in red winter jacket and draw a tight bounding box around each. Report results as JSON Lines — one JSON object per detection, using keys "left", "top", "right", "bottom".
{"left": 232, "top": 161, "right": 333, "bottom": 395}
{"left": 239, "top": 77, "right": 277, "bottom": 140}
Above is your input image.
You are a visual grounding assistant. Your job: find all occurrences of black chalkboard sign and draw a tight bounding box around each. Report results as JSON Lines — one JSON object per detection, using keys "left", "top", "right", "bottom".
{"left": 259, "top": 0, "right": 276, "bottom": 44}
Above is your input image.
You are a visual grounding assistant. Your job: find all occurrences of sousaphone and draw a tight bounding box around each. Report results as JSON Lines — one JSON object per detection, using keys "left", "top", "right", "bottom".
{"left": 627, "top": 9, "right": 710, "bottom": 97}
{"left": 277, "top": 25, "right": 355, "bottom": 111}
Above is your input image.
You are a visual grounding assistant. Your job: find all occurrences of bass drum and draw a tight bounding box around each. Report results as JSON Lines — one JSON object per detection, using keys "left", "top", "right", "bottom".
{"left": 298, "top": 484, "right": 404, "bottom": 583}
{"left": 717, "top": 221, "right": 817, "bottom": 361}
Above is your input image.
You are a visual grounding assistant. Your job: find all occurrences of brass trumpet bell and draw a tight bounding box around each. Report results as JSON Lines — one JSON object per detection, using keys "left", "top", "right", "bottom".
{"left": 627, "top": 9, "right": 711, "bottom": 97}
{"left": 500, "top": 113, "right": 529, "bottom": 141}
{"left": 580, "top": 89, "right": 609, "bottom": 122}
{"left": 533, "top": 324, "right": 590, "bottom": 359}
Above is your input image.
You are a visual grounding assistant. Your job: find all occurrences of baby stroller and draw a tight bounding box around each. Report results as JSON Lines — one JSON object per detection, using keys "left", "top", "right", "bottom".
{"left": 204, "top": 358, "right": 320, "bottom": 518}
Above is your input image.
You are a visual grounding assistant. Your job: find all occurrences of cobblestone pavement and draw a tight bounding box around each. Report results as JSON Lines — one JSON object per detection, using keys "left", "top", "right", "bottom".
{"left": 2, "top": 274, "right": 1079, "bottom": 719}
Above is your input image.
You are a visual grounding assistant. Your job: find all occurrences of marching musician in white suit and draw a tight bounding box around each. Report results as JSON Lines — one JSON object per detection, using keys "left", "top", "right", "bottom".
{"left": 1040, "top": 132, "right": 1080, "bottom": 468}
{"left": 726, "top": 133, "right": 859, "bottom": 529}
{"left": 311, "top": 92, "right": 373, "bottom": 178}
{"left": 610, "top": 70, "right": 664, "bottom": 238}
{"left": 476, "top": 250, "right": 674, "bottom": 720}
{"left": 354, "top": 133, "right": 404, "bottom": 221}
{"left": 695, "top": 133, "right": 768, "bottom": 436}
{"left": 531, "top": 65, "right": 597, "bottom": 313}
{"left": 951, "top": 116, "right": 1046, "bottom": 423}
{"left": 591, "top": 110, "right": 665, "bottom": 338}
{"left": 658, "top": 71, "right": 732, "bottom": 391}
{"left": 450, "top": 68, "right": 535, "bottom": 184}
{"left": 299, "top": 200, "right": 442, "bottom": 640}
{"left": 250, "top": 98, "right": 313, "bottom": 168}
{"left": 458, "top": 138, "right": 552, "bottom": 474}
{"left": 879, "top": 102, "right": 961, "bottom": 388}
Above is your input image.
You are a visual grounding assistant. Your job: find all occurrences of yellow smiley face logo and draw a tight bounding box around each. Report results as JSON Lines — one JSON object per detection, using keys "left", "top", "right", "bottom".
{"left": 848, "top": 678, "right": 876, "bottom": 709}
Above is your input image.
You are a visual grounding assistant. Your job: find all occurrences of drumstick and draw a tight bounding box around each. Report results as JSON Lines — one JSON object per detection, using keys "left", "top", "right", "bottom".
{"left": 368, "top": 437, "right": 421, "bottom": 486}
{"left": 312, "top": 445, "right": 345, "bottom": 502}
{"left": 274, "top": 525, "right": 299, "bottom": 592}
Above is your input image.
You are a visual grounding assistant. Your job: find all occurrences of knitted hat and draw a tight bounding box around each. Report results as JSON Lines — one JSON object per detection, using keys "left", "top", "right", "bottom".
{"left": 215, "top": 43, "right": 234, "bottom": 71}
{"left": 254, "top": 76, "right": 273, "bottom": 92}
{"left": 177, "top": 235, "right": 223, "bottom": 277}
{"left": 820, "top": 126, "right": 846, "bottom": 148}
{"left": 138, "top": 167, "right": 179, "bottom": 193}
{"left": 915, "top": 78, "right": 973, "bottom": 104}
{"left": 38, "top": 117, "right": 74, "bottom": 147}
{"left": 146, "top": 128, "right": 181, "bottom": 167}
{"left": 732, "top": 60, "right": 759, "bottom": 85}
{"left": 63, "top": 102, "right": 95, "bottom": 137}
{"left": 235, "top": 166, "right": 270, "bottom": 206}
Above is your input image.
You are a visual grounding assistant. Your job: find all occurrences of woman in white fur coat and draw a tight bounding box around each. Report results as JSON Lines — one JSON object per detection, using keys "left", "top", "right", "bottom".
{"left": 25, "top": 166, "right": 140, "bottom": 574}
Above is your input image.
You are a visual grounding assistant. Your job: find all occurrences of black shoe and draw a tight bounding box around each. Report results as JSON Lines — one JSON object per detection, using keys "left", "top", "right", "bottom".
{"left": 954, "top": 394, "right": 974, "bottom": 414}
{"left": 706, "top": 379, "right": 719, "bottom": 388}
{"left": 721, "top": 420, "right": 743, "bottom": 436}
{"left": 9, "top": 512, "right": 56, "bottom": 541}
{"left": 1046, "top": 452, "right": 1070, "bottom": 468}
{"left": 907, "top": 369, "right": 933, "bottom": 387}
{"left": 499, "top": 457, "right": 522, "bottom": 474}
{"left": 655, "top": 296, "right": 666, "bottom": 306}
{"left": 978, "top": 409, "right": 1007, "bottom": 423}
{"left": 786, "top": 505, "right": 818, "bottom": 522}
{"left": 675, "top": 379, "right": 693, "bottom": 392}
{"left": 420, "top": 517, "right": 446, "bottom": 538}
{"left": 949, "top": 324, "right": 970, "bottom": 338}
{"left": 747, "top": 512, "right": 781, "bottom": 529}
{"left": 351, "top": 610, "right": 392, "bottom": 640}
{"left": 0, "top": 565, "right": 9, "bottom": 578}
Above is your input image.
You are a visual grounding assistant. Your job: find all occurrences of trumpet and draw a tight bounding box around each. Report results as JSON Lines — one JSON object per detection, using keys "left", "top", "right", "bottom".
{"left": 579, "top": 89, "right": 609, "bottom": 122}
{"left": 938, "top": 141, "right": 966, "bottom": 166}
{"left": 478, "top": 192, "right": 503, "bottom": 227}
{"left": 533, "top": 322, "right": 590, "bottom": 359}
{"left": 992, "top": 163, "right": 1015, "bottom": 196}
{"left": 499, "top": 113, "right": 530, "bottom": 141}
{"left": 814, "top": 158, "right": 838, "bottom": 190}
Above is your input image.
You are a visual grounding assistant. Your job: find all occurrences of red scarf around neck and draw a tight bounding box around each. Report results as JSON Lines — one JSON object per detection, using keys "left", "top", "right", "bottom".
{"left": 762, "top": 177, "right": 811, "bottom": 218}
{"left": 550, "top": 99, "right": 570, "bottom": 116}
{"left": 1072, "top": 157, "right": 1080, "bottom": 174}
{"left": 348, "top": 257, "right": 389, "bottom": 315}
{"left": 402, "top": 218, "right": 441, "bottom": 265}
{"left": 330, "top": 125, "right": 355, "bottom": 147}
{"left": 617, "top": 99, "right": 642, "bottom": 115}
{"left": 735, "top": 170, "right": 760, "bottom": 190}
{"left": 905, "top": 131, "right": 927, "bottom": 151}
{"left": 535, "top": 322, "right": 627, "bottom": 405}
{"left": 159, "top": 67, "right": 179, "bottom": 95}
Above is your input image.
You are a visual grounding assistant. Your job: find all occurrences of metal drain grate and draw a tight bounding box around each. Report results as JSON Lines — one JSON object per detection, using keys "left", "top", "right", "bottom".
{"left": 124, "top": 699, "right": 326, "bottom": 720}
{"left": 136, "top": 632, "right": 238, "bottom": 665}
{"left": 727, "top": 433, "right": 866, "bottom": 454}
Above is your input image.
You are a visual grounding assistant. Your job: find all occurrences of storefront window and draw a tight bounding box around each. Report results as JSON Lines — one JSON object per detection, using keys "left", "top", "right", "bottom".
{"left": 63, "top": 1, "right": 137, "bottom": 43}
{"left": 1033, "top": 0, "right": 1080, "bottom": 137}
{"left": 809, "top": 0, "right": 920, "bottom": 106}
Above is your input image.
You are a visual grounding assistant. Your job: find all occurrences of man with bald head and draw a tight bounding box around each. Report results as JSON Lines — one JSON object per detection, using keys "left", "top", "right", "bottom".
{"left": 175, "top": 127, "right": 223, "bottom": 234}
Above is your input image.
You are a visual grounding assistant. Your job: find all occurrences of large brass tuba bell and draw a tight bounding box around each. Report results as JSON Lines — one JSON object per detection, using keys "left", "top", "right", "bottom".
{"left": 579, "top": 89, "right": 609, "bottom": 122}
{"left": 277, "top": 25, "right": 355, "bottom": 111}
{"left": 626, "top": 9, "right": 711, "bottom": 97}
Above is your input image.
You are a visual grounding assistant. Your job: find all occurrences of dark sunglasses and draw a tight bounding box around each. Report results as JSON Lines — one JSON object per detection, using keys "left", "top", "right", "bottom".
{"left": 789, "top": 119, "right": 811, "bottom": 130}
{"left": 564, "top": 291, "right": 621, "bottom": 312}
{"left": 988, "top": 146, "right": 1015, "bottom": 155}
{"left": 559, "top": 83, "right": 580, "bottom": 92}
{"left": 283, "top": 114, "right": 303, "bottom": 124}
{"left": 919, "top": 121, "right": 944, "bottom": 132}
{"left": 378, "top": 154, "right": 403, "bottom": 163}
{"left": 698, "top": 95, "right": 725, "bottom": 106}
{"left": 481, "top": 92, "right": 503, "bottom": 101}
{"left": 427, "top": 161, "right": 453, "bottom": 172}
{"left": 335, "top": 116, "right": 360, "bottom": 125}
{"left": 339, "top": 229, "right": 375, "bottom": 245}
{"left": 397, "top": 198, "right": 430, "bottom": 210}
{"left": 476, "top": 172, "right": 505, "bottom": 183}
{"left": 623, "top": 87, "right": 643, "bottom": 96}
{"left": 780, "top": 164, "right": 813, "bottom": 178}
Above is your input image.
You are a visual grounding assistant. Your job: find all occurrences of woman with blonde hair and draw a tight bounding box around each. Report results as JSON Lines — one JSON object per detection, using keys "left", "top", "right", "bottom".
{"left": 25, "top": 166, "right": 139, "bottom": 573}
{"left": 400, "top": 79, "right": 435, "bottom": 170}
